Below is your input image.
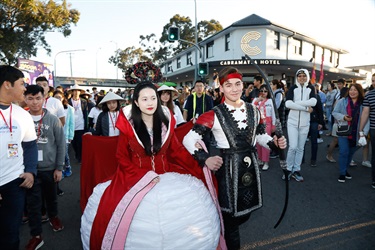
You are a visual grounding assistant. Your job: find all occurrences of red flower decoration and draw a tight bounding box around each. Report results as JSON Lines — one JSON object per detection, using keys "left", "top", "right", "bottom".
{"left": 125, "top": 61, "right": 162, "bottom": 84}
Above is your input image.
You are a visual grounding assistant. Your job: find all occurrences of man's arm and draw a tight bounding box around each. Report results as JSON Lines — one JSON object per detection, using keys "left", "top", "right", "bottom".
{"left": 59, "top": 116, "right": 65, "bottom": 126}
{"left": 359, "top": 106, "right": 370, "bottom": 132}
{"left": 183, "top": 111, "right": 215, "bottom": 167}
{"left": 54, "top": 119, "right": 66, "bottom": 171}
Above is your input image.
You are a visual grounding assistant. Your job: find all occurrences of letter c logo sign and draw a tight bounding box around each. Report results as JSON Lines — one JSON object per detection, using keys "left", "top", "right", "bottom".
{"left": 241, "top": 31, "right": 261, "bottom": 56}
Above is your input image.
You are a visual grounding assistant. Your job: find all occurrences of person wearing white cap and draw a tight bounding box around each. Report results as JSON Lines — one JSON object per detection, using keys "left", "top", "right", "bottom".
{"left": 157, "top": 85, "right": 185, "bottom": 126}
{"left": 85, "top": 92, "right": 123, "bottom": 136}
{"left": 68, "top": 84, "right": 89, "bottom": 163}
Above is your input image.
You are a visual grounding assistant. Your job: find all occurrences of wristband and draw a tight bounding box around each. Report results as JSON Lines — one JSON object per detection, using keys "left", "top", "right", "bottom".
{"left": 359, "top": 131, "right": 365, "bottom": 137}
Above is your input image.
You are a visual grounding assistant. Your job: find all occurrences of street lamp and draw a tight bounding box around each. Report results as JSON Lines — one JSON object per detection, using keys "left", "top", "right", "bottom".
{"left": 194, "top": 0, "right": 198, "bottom": 82}
{"left": 54, "top": 49, "right": 85, "bottom": 77}
{"left": 110, "top": 40, "right": 118, "bottom": 81}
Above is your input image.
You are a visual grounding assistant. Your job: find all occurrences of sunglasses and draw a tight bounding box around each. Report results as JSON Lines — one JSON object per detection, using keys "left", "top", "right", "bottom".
{"left": 260, "top": 90, "right": 268, "bottom": 93}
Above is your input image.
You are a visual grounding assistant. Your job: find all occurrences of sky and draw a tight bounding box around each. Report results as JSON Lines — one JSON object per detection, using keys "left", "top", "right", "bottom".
{"left": 31, "top": 0, "right": 375, "bottom": 79}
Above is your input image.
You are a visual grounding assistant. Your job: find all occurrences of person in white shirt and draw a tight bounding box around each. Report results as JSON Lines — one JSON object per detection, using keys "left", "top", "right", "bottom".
{"left": 88, "top": 95, "right": 103, "bottom": 131}
{"left": 36, "top": 76, "right": 65, "bottom": 126}
{"left": 0, "top": 65, "right": 38, "bottom": 249}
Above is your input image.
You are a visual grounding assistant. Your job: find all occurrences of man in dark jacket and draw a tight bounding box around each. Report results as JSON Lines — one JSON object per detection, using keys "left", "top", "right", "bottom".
{"left": 306, "top": 84, "right": 325, "bottom": 167}
{"left": 183, "top": 80, "right": 213, "bottom": 122}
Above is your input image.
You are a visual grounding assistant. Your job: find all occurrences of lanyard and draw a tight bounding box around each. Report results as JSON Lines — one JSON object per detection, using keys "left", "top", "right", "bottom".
{"left": 192, "top": 92, "right": 205, "bottom": 119}
{"left": 72, "top": 99, "right": 80, "bottom": 110}
{"left": 36, "top": 111, "right": 44, "bottom": 141}
{"left": 0, "top": 104, "right": 13, "bottom": 137}
{"left": 109, "top": 111, "right": 118, "bottom": 130}
{"left": 43, "top": 97, "right": 49, "bottom": 108}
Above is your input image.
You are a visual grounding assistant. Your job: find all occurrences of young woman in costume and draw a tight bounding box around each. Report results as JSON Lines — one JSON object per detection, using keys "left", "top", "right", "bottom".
{"left": 81, "top": 81, "right": 224, "bottom": 250}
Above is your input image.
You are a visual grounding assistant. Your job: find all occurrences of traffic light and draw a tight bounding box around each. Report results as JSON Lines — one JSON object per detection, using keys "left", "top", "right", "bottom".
{"left": 198, "top": 62, "right": 209, "bottom": 77}
{"left": 168, "top": 27, "right": 180, "bottom": 42}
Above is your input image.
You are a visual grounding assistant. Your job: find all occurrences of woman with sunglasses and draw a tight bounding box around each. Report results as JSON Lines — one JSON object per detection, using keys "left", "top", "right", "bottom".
{"left": 252, "top": 85, "right": 276, "bottom": 170}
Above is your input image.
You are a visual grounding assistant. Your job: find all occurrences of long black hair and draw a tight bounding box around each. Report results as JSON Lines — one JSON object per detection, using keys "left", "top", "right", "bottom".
{"left": 131, "top": 81, "right": 169, "bottom": 156}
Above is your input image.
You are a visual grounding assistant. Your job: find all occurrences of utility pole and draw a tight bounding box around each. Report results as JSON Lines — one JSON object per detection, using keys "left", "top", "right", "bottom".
{"left": 54, "top": 49, "right": 85, "bottom": 77}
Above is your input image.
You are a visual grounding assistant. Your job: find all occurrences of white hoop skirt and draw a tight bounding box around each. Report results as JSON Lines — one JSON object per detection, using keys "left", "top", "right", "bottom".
{"left": 81, "top": 172, "right": 220, "bottom": 249}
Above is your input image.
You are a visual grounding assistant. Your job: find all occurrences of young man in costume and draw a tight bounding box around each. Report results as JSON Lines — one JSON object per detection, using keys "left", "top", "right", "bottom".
{"left": 183, "top": 66, "right": 287, "bottom": 250}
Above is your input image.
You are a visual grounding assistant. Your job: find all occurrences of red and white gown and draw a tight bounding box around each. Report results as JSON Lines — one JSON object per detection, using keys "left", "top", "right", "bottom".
{"left": 81, "top": 106, "right": 223, "bottom": 250}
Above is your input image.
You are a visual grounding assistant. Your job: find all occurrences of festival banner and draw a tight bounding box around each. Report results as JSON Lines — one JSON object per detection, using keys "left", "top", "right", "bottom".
{"left": 17, "top": 58, "right": 54, "bottom": 86}
{"left": 311, "top": 62, "right": 316, "bottom": 84}
{"left": 319, "top": 55, "right": 324, "bottom": 84}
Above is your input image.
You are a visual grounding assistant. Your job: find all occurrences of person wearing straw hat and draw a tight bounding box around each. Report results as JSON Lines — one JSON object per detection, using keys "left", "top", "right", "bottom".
{"left": 80, "top": 92, "right": 95, "bottom": 112}
{"left": 68, "top": 84, "right": 89, "bottom": 163}
{"left": 85, "top": 92, "right": 123, "bottom": 136}
{"left": 157, "top": 85, "right": 185, "bottom": 126}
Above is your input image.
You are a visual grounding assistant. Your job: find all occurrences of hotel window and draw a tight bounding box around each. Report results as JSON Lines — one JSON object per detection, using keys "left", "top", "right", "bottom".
{"left": 225, "top": 33, "right": 230, "bottom": 51}
{"left": 186, "top": 52, "right": 192, "bottom": 65}
{"left": 274, "top": 31, "right": 280, "bottom": 50}
{"left": 294, "top": 38, "right": 302, "bottom": 55}
{"left": 329, "top": 50, "right": 334, "bottom": 63}
{"left": 167, "top": 62, "right": 172, "bottom": 72}
{"left": 312, "top": 44, "right": 316, "bottom": 60}
{"left": 177, "top": 57, "right": 181, "bottom": 69}
{"left": 207, "top": 41, "right": 214, "bottom": 58}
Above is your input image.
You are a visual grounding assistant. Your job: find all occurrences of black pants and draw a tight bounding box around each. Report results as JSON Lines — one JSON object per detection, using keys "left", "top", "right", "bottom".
{"left": 370, "top": 129, "right": 375, "bottom": 183}
{"left": 0, "top": 178, "right": 25, "bottom": 250}
{"left": 26, "top": 170, "right": 58, "bottom": 236}
{"left": 72, "top": 130, "right": 84, "bottom": 162}
{"left": 222, "top": 212, "right": 251, "bottom": 250}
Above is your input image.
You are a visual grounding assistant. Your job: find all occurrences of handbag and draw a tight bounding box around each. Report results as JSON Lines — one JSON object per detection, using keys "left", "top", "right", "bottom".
{"left": 336, "top": 123, "right": 352, "bottom": 136}
{"left": 336, "top": 107, "right": 359, "bottom": 136}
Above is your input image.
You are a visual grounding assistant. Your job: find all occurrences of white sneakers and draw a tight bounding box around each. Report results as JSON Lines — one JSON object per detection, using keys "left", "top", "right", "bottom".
{"left": 262, "top": 163, "right": 269, "bottom": 171}
{"left": 362, "top": 161, "right": 372, "bottom": 168}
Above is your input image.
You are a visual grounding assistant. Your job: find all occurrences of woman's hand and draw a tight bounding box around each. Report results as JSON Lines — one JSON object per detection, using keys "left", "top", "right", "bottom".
{"left": 344, "top": 115, "right": 352, "bottom": 122}
{"left": 273, "top": 135, "right": 287, "bottom": 149}
{"left": 205, "top": 156, "right": 223, "bottom": 171}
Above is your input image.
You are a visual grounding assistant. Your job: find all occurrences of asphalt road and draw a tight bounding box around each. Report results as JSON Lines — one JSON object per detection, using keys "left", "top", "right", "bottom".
{"left": 20, "top": 134, "right": 375, "bottom": 249}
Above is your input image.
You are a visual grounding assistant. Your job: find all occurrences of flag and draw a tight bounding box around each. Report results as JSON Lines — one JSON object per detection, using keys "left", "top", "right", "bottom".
{"left": 319, "top": 55, "right": 324, "bottom": 84}
{"left": 311, "top": 62, "right": 316, "bottom": 84}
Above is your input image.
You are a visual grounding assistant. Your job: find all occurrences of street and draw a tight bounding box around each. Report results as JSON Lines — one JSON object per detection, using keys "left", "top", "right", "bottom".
{"left": 20, "top": 134, "right": 375, "bottom": 249}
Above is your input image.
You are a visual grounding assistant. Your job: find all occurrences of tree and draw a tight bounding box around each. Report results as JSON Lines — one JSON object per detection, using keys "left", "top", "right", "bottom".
{"left": 110, "top": 14, "right": 223, "bottom": 76}
{"left": 159, "top": 14, "right": 223, "bottom": 56}
{"left": 108, "top": 46, "right": 149, "bottom": 75}
{"left": 0, "top": 0, "right": 80, "bottom": 65}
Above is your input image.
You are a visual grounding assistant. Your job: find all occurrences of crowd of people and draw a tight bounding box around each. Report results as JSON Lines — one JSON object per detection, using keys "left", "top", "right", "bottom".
{"left": 1, "top": 64, "right": 374, "bottom": 250}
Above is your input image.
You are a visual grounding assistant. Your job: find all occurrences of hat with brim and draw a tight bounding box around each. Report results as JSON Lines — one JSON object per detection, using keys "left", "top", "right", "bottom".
{"left": 157, "top": 85, "right": 178, "bottom": 94}
{"left": 99, "top": 92, "right": 124, "bottom": 105}
{"left": 80, "top": 92, "right": 92, "bottom": 98}
{"left": 68, "top": 84, "right": 85, "bottom": 93}
{"left": 161, "top": 81, "right": 177, "bottom": 87}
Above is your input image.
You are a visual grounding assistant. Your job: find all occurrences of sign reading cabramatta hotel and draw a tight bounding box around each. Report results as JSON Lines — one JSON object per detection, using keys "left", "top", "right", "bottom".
{"left": 219, "top": 59, "right": 282, "bottom": 66}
